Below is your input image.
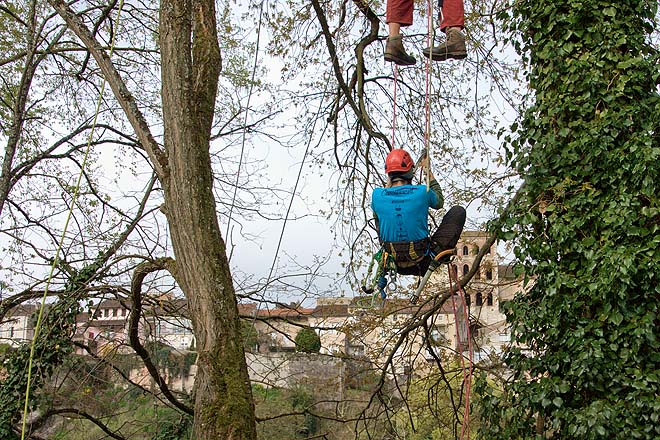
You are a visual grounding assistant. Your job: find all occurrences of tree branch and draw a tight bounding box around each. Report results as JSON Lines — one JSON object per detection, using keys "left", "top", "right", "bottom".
{"left": 129, "top": 257, "right": 193, "bottom": 416}
{"left": 47, "top": 0, "right": 168, "bottom": 179}
{"left": 310, "top": 0, "right": 391, "bottom": 149}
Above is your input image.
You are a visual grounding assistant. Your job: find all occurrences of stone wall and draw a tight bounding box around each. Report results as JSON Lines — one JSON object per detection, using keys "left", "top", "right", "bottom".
{"left": 124, "top": 352, "right": 347, "bottom": 399}
{"left": 247, "top": 352, "right": 346, "bottom": 401}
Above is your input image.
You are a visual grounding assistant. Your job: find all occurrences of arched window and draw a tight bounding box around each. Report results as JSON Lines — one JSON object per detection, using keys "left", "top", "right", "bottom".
{"left": 463, "top": 264, "right": 469, "bottom": 276}
{"left": 462, "top": 245, "right": 469, "bottom": 256}
{"left": 486, "top": 293, "right": 493, "bottom": 306}
{"left": 465, "top": 294, "right": 471, "bottom": 306}
{"left": 476, "top": 292, "right": 483, "bottom": 306}
{"left": 486, "top": 269, "right": 493, "bottom": 280}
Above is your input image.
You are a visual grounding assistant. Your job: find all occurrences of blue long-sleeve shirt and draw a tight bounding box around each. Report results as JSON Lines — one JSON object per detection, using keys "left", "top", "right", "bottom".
{"left": 372, "top": 179, "right": 443, "bottom": 243}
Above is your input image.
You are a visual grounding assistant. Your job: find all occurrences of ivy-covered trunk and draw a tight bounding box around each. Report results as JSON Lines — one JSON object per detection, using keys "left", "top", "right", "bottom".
{"left": 159, "top": 0, "right": 256, "bottom": 438}
{"left": 480, "top": 1, "right": 659, "bottom": 439}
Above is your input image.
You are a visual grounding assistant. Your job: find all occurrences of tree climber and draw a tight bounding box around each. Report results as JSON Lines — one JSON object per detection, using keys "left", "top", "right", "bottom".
{"left": 372, "top": 149, "right": 466, "bottom": 278}
{"left": 385, "top": 0, "right": 467, "bottom": 65}
{"left": 423, "top": 0, "right": 467, "bottom": 61}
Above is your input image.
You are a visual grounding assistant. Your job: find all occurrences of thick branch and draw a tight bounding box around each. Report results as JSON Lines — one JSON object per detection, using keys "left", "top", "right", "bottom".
{"left": 129, "top": 257, "right": 193, "bottom": 416}
{"left": 47, "top": 0, "right": 168, "bottom": 179}
{"left": 27, "top": 408, "right": 126, "bottom": 440}
{"left": 310, "top": 0, "right": 391, "bottom": 149}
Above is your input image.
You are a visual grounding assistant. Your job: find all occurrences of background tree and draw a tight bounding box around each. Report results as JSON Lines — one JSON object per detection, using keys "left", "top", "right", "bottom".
{"left": 45, "top": 0, "right": 259, "bottom": 437}
{"left": 294, "top": 327, "right": 321, "bottom": 353}
{"left": 478, "top": 0, "right": 660, "bottom": 438}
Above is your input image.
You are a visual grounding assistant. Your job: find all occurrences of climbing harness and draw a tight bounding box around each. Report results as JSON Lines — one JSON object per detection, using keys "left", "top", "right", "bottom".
{"left": 361, "top": 249, "right": 398, "bottom": 305}
{"left": 361, "top": 243, "right": 456, "bottom": 305}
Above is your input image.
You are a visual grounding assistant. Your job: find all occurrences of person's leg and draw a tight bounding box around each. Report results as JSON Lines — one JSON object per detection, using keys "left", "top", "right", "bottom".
{"left": 386, "top": 0, "right": 414, "bottom": 31}
{"left": 439, "top": 0, "right": 464, "bottom": 31}
{"left": 430, "top": 206, "right": 466, "bottom": 252}
{"left": 389, "top": 22, "right": 401, "bottom": 37}
{"left": 423, "top": 0, "right": 467, "bottom": 61}
{"left": 385, "top": 0, "right": 416, "bottom": 66}
{"left": 396, "top": 258, "right": 430, "bottom": 277}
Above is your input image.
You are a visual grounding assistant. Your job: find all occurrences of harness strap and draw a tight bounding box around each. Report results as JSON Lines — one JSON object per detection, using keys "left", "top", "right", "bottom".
{"left": 382, "top": 238, "right": 431, "bottom": 267}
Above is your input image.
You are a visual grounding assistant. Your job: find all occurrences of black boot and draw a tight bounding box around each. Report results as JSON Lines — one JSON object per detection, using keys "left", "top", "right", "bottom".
{"left": 385, "top": 35, "right": 416, "bottom": 66}
{"left": 422, "top": 27, "right": 467, "bottom": 61}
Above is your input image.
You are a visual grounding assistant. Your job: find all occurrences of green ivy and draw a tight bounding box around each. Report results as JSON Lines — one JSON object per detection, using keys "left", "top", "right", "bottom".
{"left": 480, "top": 1, "right": 660, "bottom": 439}
{"left": 153, "top": 413, "right": 192, "bottom": 440}
{"left": 0, "top": 260, "right": 101, "bottom": 438}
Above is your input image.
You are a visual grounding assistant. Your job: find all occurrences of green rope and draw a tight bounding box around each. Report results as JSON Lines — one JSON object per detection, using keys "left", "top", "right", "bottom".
{"left": 21, "top": 1, "right": 125, "bottom": 437}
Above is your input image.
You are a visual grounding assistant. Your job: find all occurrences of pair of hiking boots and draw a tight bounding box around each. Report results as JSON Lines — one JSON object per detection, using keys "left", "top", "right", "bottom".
{"left": 384, "top": 27, "right": 466, "bottom": 66}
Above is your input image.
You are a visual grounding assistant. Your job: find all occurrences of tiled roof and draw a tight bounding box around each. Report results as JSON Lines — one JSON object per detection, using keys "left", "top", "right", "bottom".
{"left": 97, "top": 299, "right": 130, "bottom": 308}
{"left": 257, "top": 307, "right": 314, "bottom": 318}
{"left": 311, "top": 304, "right": 350, "bottom": 317}
{"left": 88, "top": 319, "right": 127, "bottom": 328}
{"left": 4, "top": 304, "right": 37, "bottom": 317}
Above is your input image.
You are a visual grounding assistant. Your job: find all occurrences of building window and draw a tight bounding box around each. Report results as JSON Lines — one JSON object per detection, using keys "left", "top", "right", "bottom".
{"left": 486, "top": 293, "right": 493, "bottom": 306}
{"left": 89, "top": 332, "right": 95, "bottom": 339}
{"left": 463, "top": 264, "right": 469, "bottom": 276}
{"left": 476, "top": 292, "right": 483, "bottom": 306}
{"left": 122, "top": 309, "right": 127, "bottom": 317}
{"left": 465, "top": 294, "right": 471, "bottom": 306}
{"left": 462, "top": 245, "right": 469, "bottom": 256}
{"left": 113, "top": 308, "right": 117, "bottom": 317}
{"left": 9, "top": 327, "right": 14, "bottom": 338}
{"left": 430, "top": 326, "right": 448, "bottom": 344}
{"left": 486, "top": 269, "right": 493, "bottom": 280}
{"left": 475, "top": 269, "right": 481, "bottom": 280}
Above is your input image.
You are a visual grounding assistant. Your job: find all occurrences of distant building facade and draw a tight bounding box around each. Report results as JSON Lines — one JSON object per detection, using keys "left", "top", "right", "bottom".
{"left": 2, "top": 231, "right": 524, "bottom": 383}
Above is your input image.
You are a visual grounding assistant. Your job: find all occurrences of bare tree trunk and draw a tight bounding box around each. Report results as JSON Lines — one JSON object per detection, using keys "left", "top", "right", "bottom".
{"left": 159, "top": 0, "right": 257, "bottom": 438}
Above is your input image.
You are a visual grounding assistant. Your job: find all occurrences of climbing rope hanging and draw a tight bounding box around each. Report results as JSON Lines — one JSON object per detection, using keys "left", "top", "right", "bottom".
{"left": 447, "top": 264, "right": 473, "bottom": 440}
{"left": 423, "top": 0, "right": 434, "bottom": 190}
{"left": 21, "top": 1, "right": 126, "bottom": 438}
{"left": 371, "top": 0, "right": 438, "bottom": 302}
{"left": 391, "top": 65, "right": 398, "bottom": 149}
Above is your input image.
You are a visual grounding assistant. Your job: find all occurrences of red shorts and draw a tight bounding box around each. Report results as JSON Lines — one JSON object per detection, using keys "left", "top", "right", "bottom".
{"left": 386, "top": 0, "right": 464, "bottom": 30}
{"left": 386, "top": 0, "right": 414, "bottom": 26}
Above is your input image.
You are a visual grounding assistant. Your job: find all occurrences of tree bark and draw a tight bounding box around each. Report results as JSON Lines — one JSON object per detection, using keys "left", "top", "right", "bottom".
{"left": 159, "top": 0, "right": 257, "bottom": 438}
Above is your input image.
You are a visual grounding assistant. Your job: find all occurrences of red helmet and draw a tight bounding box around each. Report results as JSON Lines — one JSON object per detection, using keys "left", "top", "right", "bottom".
{"left": 385, "top": 149, "right": 414, "bottom": 174}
